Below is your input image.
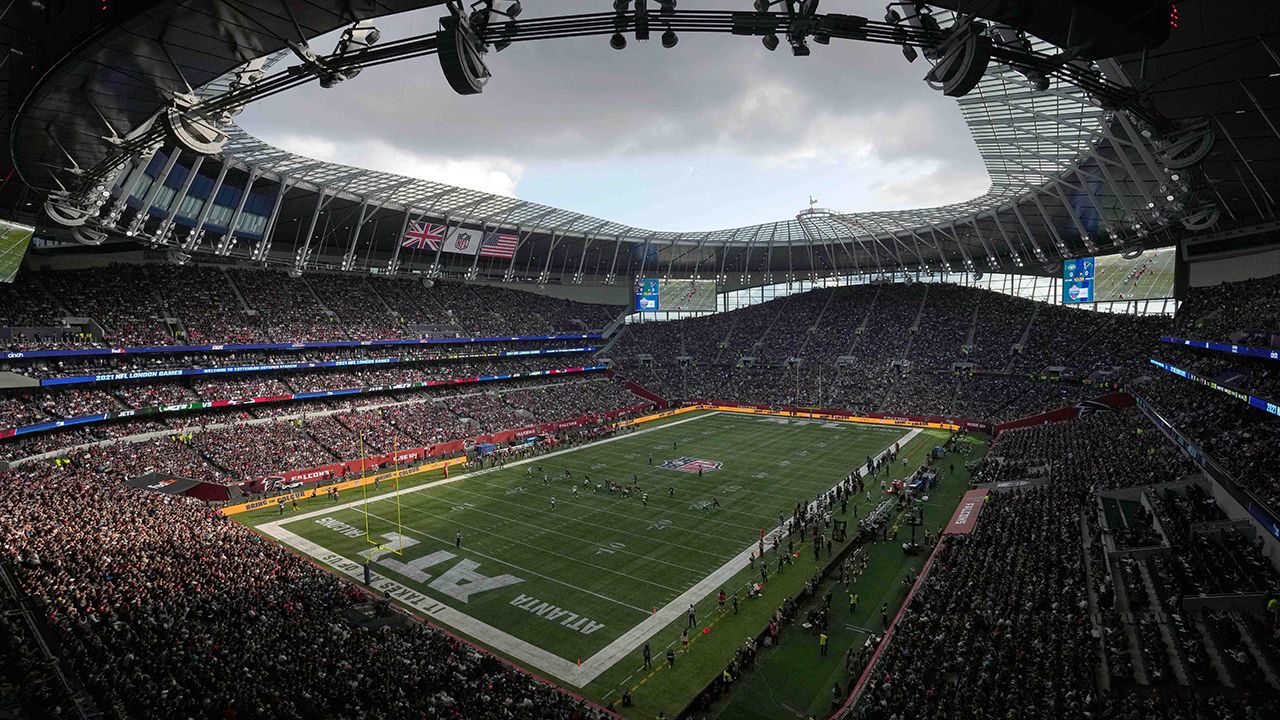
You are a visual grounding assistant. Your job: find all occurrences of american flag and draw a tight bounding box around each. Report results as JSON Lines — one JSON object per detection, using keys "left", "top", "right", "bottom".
{"left": 479, "top": 231, "right": 518, "bottom": 259}
{"left": 401, "top": 220, "right": 446, "bottom": 250}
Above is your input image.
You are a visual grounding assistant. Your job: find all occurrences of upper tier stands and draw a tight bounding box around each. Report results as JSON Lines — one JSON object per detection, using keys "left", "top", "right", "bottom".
{"left": 0, "top": 264, "right": 623, "bottom": 349}
{"left": 1175, "top": 275, "right": 1280, "bottom": 346}
{"left": 615, "top": 282, "right": 1169, "bottom": 377}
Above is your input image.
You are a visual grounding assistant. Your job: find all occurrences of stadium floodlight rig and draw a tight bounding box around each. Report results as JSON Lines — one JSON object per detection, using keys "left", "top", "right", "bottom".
{"left": 29, "top": 1, "right": 1219, "bottom": 280}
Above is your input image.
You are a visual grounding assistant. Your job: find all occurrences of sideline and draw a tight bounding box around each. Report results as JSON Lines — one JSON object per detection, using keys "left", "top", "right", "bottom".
{"left": 224, "top": 406, "right": 701, "bottom": 516}
{"left": 260, "top": 409, "right": 717, "bottom": 526}
{"left": 258, "top": 409, "right": 933, "bottom": 687}
{"left": 579, "top": 427, "right": 922, "bottom": 688}
{"left": 258, "top": 410, "right": 722, "bottom": 685}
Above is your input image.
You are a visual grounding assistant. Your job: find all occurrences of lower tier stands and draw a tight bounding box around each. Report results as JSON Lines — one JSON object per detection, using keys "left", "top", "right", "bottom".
{"left": 0, "top": 460, "right": 609, "bottom": 720}
{"left": 855, "top": 409, "right": 1280, "bottom": 719}
{"left": 2, "top": 376, "right": 646, "bottom": 482}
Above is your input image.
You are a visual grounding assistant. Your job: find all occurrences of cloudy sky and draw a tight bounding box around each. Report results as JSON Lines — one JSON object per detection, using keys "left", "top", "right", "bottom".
{"left": 239, "top": 1, "right": 990, "bottom": 232}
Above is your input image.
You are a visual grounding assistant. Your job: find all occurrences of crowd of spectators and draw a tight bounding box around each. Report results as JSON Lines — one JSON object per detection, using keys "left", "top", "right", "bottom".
{"left": 6, "top": 339, "right": 591, "bottom": 381}
{"left": 2, "top": 374, "right": 644, "bottom": 481}
{"left": 1136, "top": 372, "right": 1280, "bottom": 517}
{"left": 1, "top": 264, "right": 620, "bottom": 351}
{"left": 856, "top": 408, "right": 1279, "bottom": 719}
{"left": 857, "top": 486, "right": 1098, "bottom": 719}
{"left": 1153, "top": 344, "right": 1280, "bottom": 401}
{"left": 36, "top": 265, "right": 174, "bottom": 346}
{"left": 1175, "top": 275, "right": 1280, "bottom": 345}
{"left": 627, "top": 362, "right": 1114, "bottom": 424}
{"left": 0, "top": 456, "right": 611, "bottom": 720}
{"left": 225, "top": 268, "right": 351, "bottom": 342}
{"left": 614, "top": 281, "right": 1171, "bottom": 427}
{"left": 191, "top": 421, "right": 338, "bottom": 479}
{"left": 0, "top": 354, "right": 593, "bottom": 435}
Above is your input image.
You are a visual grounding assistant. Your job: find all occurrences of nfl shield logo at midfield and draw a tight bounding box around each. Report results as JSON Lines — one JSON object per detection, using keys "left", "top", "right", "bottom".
{"left": 659, "top": 456, "right": 722, "bottom": 473}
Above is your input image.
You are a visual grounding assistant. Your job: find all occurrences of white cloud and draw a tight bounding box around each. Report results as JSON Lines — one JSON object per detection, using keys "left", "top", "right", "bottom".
{"left": 267, "top": 134, "right": 525, "bottom": 198}
{"left": 869, "top": 161, "right": 992, "bottom": 209}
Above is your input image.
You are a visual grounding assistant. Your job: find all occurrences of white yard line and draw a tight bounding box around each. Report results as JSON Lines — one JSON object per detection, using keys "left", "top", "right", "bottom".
{"left": 571, "top": 425, "right": 924, "bottom": 686}
{"left": 265, "top": 410, "right": 720, "bottom": 527}
{"left": 258, "top": 413, "right": 927, "bottom": 688}
{"left": 257, "top": 524, "right": 585, "bottom": 681}
{"left": 257, "top": 410, "right": 722, "bottom": 685}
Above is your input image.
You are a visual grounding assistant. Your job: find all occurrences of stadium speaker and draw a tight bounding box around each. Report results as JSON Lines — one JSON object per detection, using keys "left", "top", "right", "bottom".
{"left": 1180, "top": 202, "right": 1219, "bottom": 232}
{"left": 1156, "top": 121, "right": 1215, "bottom": 170}
{"left": 422, "top": 278, "right": 436, "bottom": 289}
{"left": 924, "top": 23, "right": 991, "bottom": 98}
{"left": 72, "top": 226, "right": 108, "bottom": 245}
{"left": 437, "top": 14, "right": 491, "bottom": 95}
{"left": 43, "top": 197, "right": 95, "bottom": 227}
{"left": 164, "top": 95, "right": 228, "bottom": 155}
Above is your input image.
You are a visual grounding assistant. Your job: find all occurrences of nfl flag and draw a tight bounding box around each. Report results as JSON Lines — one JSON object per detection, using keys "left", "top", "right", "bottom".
{"left": 401, "top": 220, "right": 445, "bottom": 250}
{"left": 441, "top": 226, "right": 481, "bottom": 256}
{"left": 480, "top": 232, "right": 518, "bottom": 259}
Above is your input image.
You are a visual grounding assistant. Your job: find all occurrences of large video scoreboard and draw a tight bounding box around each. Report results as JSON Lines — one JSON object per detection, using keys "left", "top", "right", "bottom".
{"left": 1063, "top": 247, "right": 1175, "bottom": 304}
{"left": 633, "top": 278, "right": 718, "bottom": 313}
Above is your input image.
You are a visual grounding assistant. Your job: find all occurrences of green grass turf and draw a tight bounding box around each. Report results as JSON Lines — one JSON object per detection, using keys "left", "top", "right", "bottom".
{"left": 0, "top": 220, "right": 35, "bottom": 284}
{"left": 240, "top": 410, "right": 978, "bottom": 717}
{"left": 1091, "top": 246, "right": 1175, "bottom": 303}
{"left": 708, "top": 433, "right": 987, "bottom": 720}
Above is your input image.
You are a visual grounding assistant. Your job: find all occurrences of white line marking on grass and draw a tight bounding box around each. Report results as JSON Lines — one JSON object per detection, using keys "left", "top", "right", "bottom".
{"left": 365, "top": 506, "right": 691, "bottom": 595}
{"left": 258, "top": 524, "right": 586, "bottom": 683}
{"left": 358, "top": 508, "right": 661, "bottom": 609}
{"left": 570, "top": 425, "right": 925, "bottom": 686}
{"left": 267, "top": 411, "right": 722, "bottom": 528}
{"left": 258, "top": 412, "right": 926, "bottom": 687}
{"left": 417, "top": 483, "right": 734, "bottom": 568}
{"left": 256, "top": 411, "right": 723, "bottom": 684}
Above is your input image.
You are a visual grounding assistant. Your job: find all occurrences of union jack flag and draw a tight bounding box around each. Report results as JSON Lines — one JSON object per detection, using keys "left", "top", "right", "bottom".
{"left": 659, "top": 456, "right": 723, "bottom": 474}
{"left": 401, "top": 220, "right": 446, "bottom": 250}
{"left": 480, "top": 232, "right": 519, "bottom": 259}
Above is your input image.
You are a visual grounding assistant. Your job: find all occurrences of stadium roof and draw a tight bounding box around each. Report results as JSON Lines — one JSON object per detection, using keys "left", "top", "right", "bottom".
{"left": 2, "top": 2, "right": 1277, "bottom": 282}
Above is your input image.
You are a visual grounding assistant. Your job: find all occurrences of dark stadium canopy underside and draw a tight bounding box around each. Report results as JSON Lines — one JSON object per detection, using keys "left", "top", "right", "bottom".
{"left": 3, "top": 1, "right": 1277, "bottom": 282}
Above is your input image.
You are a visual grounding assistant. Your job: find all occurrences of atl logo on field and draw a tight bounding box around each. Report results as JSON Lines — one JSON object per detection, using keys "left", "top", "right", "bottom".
{"left": 659, "top": 456, "right": 722, "bottom": 473}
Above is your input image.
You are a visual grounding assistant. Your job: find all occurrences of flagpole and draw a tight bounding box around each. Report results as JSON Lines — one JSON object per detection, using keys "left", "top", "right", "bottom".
{"left": 386, "top": 209, "right": 414, "bottom": 274}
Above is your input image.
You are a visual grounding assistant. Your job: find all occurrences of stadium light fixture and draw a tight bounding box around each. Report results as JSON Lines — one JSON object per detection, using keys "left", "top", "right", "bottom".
{"left": 611, "top": 32, "right": 627, "bottom": 49}
{"left": 762, "top": 33, "right": 780, "bottom": 51}
{"left": 662, "top": 28, "right": 679, "bottom": 48}
{"left": 316, "top": 20, "right": 381, "bottom": 88}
